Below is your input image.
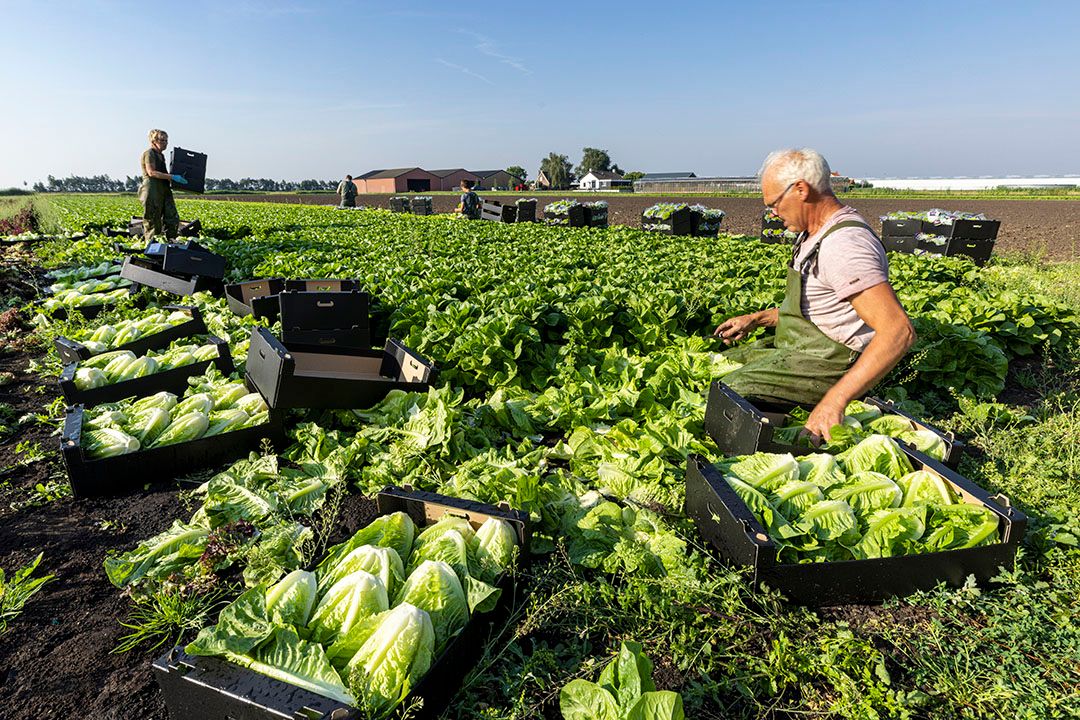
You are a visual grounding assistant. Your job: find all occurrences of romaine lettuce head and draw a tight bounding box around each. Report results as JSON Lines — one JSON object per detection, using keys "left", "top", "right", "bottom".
{"left": 242, "top": 626, "right": 353, "bottom": 706}
{"left": 825, "top": 471, "right": 903, "bottom": 518}
{"left": 899, "top": 429, "right": 948, "bottom": 462}
{"left": 897, "top": 470, "right": 956, "bottom": 507}
{"left": 131, "top": 391, "right": 178, "bottom": 414}
{"left": 318, "top": 544, "right": 405, "bottom": 598}
{"left": 923, "top": 504, "right": 1000, "bottom": 551}
{"left": 867, "top": 414, "right": 915, "bottom": 437}
{"left": 265, "top": 569, "right": 318, "bottom": 627}
{"left": 851, "top": 507, "right": 927, "bottom": 559}
{"left": 798, "top": 453, "right": 847, "bottom": 488}
{"left": 844, "top": 400, "right": 883, "bottom": 425}
{"left": 796, "top": 500, "right": 860, "bottom": 545}
{"left": 307, "top": 570, "right": 389, "bottom": 645}
{"left": 407, "top": 528, "right": 474, "bottom": 584}
{"left": 127, "top": 407, "right": 172, "bottom": 447}
{"left": 474, "top": 517, "right": 519, "bottom": 583}
{"left": 723, "top": 475, "right": 800, "bottom": 543}
{"left": 727, "top": 453, "right": 799, "bottom": 491}
{"left": 343, "top": 603, "right": 435, "bottom": 716}
{"left": 838, "top": 435, "right": 914, "bottom": 479}
{"left": 774, "top": 480, "right": 825, "bottom": 520}
{"left": 394, "top": 560, "right": 468, "bottom": 651}
{"left": 319, "top": 512, "right": 416, "bottom": 576}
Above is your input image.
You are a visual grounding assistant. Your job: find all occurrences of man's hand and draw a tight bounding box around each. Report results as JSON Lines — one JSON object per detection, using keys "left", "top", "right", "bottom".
{"left": 171, "top": 174, "right": 188, "bottom": 184}
{"left": 713, "top": 313, "right": 759, "bottom": 344}
{"left": 802, "top": 397, "right": 847, "bottom": 443}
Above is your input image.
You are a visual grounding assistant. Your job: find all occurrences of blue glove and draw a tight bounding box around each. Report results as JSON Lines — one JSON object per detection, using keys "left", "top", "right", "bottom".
{"left": 171, "top": 174, "right": 188, "bottom": 184}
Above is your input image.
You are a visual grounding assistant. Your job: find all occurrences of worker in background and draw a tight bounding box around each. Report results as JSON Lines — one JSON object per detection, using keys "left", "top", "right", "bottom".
{"left": 714, "top": 148, "right": 916, "bottom": 441}
{"left": 456, "top": 179, "right": 481, "bottom": 220}
{"left": 139, "top": 129, "right": 186, "bottom": 240}
{"left": 337, "top": 174, "right": 358, "bottom": 208}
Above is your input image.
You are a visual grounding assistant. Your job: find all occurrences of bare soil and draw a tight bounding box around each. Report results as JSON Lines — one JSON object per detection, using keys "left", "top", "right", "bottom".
{"left": 196, "top": 194, "right": 1080, "bottom": 261}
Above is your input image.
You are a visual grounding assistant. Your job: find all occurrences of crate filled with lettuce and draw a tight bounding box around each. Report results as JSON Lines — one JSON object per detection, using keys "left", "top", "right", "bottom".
{"left": 685, "top": 435, "right": 1026, "bottom": 605}
{"left": 583, "top": 201, "right": 608, "bottom": 228}
{"left": 881, "top": 209, "right": 999, "bottom": 265}
{"left": 691, "top": 204, "right": 726, "bottom": 236}
{"left": 153, "top": 487, "right": 527, "bottom": 720}
{"left": 543, "top": 200, "right": 586, "bottom": 228}
{"left": 54, "top": 305, "right": 208, "bottom": 365}
{"left": 60, "top": 369, "right": 285, "bottom": 497}
{"left": 760, "top": 208, "right": 798, "bottom": 244}
{"left": 58, "top": 335, "right": 234, "bottom": 406}
{"left": 703, "top": 380, "right": 963, "bottom": 468}
{"left": 641, "top": 203, "right": 696, "bottom": 236}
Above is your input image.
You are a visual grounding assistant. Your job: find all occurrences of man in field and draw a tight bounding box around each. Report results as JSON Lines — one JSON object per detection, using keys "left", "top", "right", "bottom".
{"left": 337, "top": 174, "right": 358, "bottom": 208}
{"left": 139, "top": 129, "right": 187, "bottom": 240}
{"left": 714, "top": 148, "right": 915, "bottom": 440}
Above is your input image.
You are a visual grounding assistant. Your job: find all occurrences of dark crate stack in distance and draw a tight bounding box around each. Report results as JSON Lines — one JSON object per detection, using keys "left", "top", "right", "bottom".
{"left": 881, "top": 216, "right": 1000, "bottom": 265}
{"left": 515, "top": 199, "right": 537, "bottom": 223}
{"left": 583, "top": 204, "right": 608, "bottom": 228}
{"left": 703, "top": 380, "right": 964, "bottom": 469}
{"left": 642, "top": 206, "right": 696, "bottom": 236}
{"left": 544, "top": 204, "right": 587, "bottom": 228}
{"left": 245, "top": 327, "right": 436, "bottom": 409}
{"left": 684, "top": 447, "right": 1026, "bottom": 605}
{"left": 168, "top": 147, "right": 208, "bottom": 194}
{"left": 410, "top": 197, "right": 433, "bottom": 216}
{"left": 152, "top": 487, "right": 530, "bottom": 720}
{"left": 389, "top": 196, "right": 410, "bottom": 213}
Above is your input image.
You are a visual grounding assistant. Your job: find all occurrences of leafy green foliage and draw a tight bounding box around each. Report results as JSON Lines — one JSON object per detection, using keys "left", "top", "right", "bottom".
{"left": 0, "top": 553, "right": 54, "bottom": 634}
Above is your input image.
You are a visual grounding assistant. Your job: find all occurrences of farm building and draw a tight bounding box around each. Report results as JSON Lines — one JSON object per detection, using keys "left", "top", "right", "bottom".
{"left": 641, "top": 172, "right": 697, "bottom": 180}
{"left": 577, "top": 170, "right": 631, "bottom": 191}
{"left": 472, "top": 169, "right": 524, "bottom": 190}
{"left": 429, "top": 168, "right": 482, "bottom": 191}
{"left": 353, "top": 168, "right": 440, "bottom": 194}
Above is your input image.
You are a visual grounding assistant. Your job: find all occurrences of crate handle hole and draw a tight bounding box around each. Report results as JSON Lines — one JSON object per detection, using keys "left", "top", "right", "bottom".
{"left": 317, "top": 301, "right": 334, "bottom": 308}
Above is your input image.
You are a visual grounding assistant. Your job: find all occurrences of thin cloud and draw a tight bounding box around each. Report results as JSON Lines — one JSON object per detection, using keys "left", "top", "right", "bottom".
{"left": 435, "top": 59, "right": 495, "bottom": 85}
{"left": 459, "top": 30, "right": 532, "bottom": 74}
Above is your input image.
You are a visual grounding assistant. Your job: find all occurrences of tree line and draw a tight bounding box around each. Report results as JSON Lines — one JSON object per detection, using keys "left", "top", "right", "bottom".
{"left": 31, "top": 175, "right": 337, "bottom": 193}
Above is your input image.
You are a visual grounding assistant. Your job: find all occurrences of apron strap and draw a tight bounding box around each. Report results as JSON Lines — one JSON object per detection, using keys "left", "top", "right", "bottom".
{"left": 793, "top": 220, "right": 881, "bottom": 276}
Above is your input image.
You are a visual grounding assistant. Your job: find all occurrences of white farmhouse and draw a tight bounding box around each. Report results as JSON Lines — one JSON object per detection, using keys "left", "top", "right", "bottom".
{"left": 576, "top": 170, "right": 631, "bottom": 191}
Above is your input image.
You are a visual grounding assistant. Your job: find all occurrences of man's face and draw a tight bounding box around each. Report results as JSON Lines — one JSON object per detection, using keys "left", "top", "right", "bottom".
{"left": 762, "top": 170, "right": 802, "bottom": 231}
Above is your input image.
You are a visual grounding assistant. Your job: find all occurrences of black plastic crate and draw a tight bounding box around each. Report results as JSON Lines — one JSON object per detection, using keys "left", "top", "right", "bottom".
{"left": 224, "top": 279, "right": 285, "bottom": 321}
{"left": 120, "top": 256, "right": 224, "bottom": 297}
{"left": 389, "top": 196, "right": 410, "bottom": 213}
{"left": 500, "top": 204, "right": 518, "bottom": 223}
{"left": 169, "top": 147, "right": 208, "bottom": 194}
{"left": 514, "top": 200, "right": 537, "bottom": 223}
{"left": 642, "top": 207, "right": 695, "bottom": 236}
{"left": 60, "top": 389, "right": 285, "bottom": 498}
{"left": 881, "top": 218, "right": 922, "bottom": 238}
{"left": 703, "top": 380, "right": 963, "bottom": 469}
{"left": 685, "top": 449, "right": 1026, "bottom": 605}
{"left": 584, "top": 205, "right": 608, "bottom": 228}
{"left": 920, "top": 218, "right": 1000, "bottom": 241}
{"left": 694, "top": 211, "right": 725, "bottom": 237}
{"left": 881, "top": 235, "right": 919, "bottom": 254}
{"left": 544, "top": 205, "right": 586, "bottom": 227}
{"left": 58, "top": 336, "right": 233, "bottom": 406}
{"left": 945, "top": 237, "right": 995, "bottom": 266}
{"left": 161, "top": 243, "right": 227, "bottom": 280}
{"left": 152, "top": 487, "right": 529, "bottom": 720}
{"left": 411, "top": 198, "right": 433, "bottom": 216}
{"left": 283, "top": 279, "right": 363, "bottom": 293}
{"left": 55, "top": 305, "right": 206, "bottom": 365}
{"left": 278, "top": 289, "right": 371, "bottom": 351}
{"left": 245, "top": 327, "right": 435, "bottom": 409}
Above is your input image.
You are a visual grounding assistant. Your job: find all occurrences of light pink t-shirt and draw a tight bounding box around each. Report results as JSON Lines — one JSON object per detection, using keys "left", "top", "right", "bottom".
{"left": 792, "top": 207, "right": 889, "bottom": 352}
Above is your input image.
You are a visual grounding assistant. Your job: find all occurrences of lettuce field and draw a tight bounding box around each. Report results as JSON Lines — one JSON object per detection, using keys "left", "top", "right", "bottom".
{"left": 0, "top": 195, "right": 1078, "bottom": 719}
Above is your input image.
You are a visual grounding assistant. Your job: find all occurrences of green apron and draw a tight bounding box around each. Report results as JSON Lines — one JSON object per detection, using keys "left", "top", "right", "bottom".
{"left": 723, "top": 221, "right": 877, "bottom": 408}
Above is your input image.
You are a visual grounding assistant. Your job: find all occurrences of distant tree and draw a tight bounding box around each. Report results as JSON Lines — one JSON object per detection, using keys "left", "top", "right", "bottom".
{"left": 575, "top": 147, "right": 613, "bottom": 177}
{"left": 622, "top": 171, "right": 645, "bottom": 182}
{"left": 28, "top": 173, "right": 336, "bottom": 193}
{"left": 540, "top": 153, "right": 573, "bottom": 190}
{"left": 506, "top": 165, "right": 527, "bottom": 182}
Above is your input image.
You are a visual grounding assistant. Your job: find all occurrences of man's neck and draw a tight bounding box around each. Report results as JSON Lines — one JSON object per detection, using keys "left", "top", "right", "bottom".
{"left": 805, "top": 196, "right": 845, "bottom": 236}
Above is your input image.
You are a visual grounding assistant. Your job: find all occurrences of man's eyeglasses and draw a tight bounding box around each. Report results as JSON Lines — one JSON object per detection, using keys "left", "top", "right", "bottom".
{"left": 764, "top": 182, "right": 795, "bottom": 211}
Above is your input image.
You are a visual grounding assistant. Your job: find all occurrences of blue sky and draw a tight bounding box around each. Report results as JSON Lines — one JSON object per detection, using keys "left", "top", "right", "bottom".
{"left": 1, "top": 0, "right": 1078, "bottom": 187}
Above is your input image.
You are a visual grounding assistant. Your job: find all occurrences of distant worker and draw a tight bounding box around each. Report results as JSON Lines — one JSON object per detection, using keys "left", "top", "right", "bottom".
{"left": 337, "top": 174, "right": 358, "bottom": 208}
{"left": 139, "top": 128, "right": 187, "bottom": 240}
{"left": 456, "top": 179, "right": 481, "bottom": 220}
{"left": 714, "top": 148, "right": 915, "bottom": 441}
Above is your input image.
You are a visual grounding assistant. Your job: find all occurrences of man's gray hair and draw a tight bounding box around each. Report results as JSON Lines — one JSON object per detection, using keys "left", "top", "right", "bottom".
{"left": 759, "top": 148, "right": 832, "bottom": 194}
